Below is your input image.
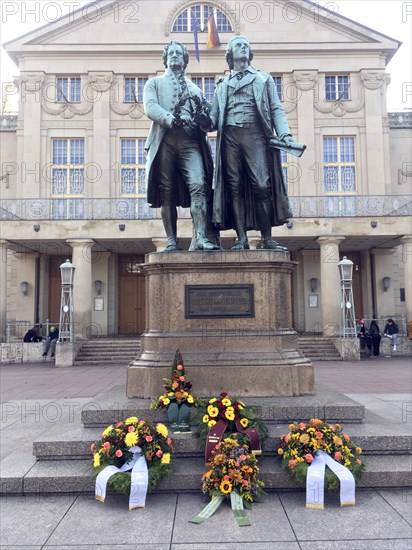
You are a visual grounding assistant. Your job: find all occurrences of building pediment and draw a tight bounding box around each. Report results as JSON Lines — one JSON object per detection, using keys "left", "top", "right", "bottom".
{"left": 4, "top": 0, "right": 401, "bottom": 64}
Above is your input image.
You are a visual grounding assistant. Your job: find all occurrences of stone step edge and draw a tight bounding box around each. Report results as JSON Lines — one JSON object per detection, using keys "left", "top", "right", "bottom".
{"left": 2, "top": 455, "right": 411, "bottom": 495}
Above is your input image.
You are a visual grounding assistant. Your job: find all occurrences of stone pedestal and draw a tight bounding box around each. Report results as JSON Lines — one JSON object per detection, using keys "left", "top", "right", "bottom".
{"left": 127, "top": 250, "right": 314, "bottom": 398}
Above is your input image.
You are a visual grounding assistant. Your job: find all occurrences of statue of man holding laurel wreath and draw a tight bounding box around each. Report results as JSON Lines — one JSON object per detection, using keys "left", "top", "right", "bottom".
{"left": 143, "top": 40, "right": 219, "bottom": 251}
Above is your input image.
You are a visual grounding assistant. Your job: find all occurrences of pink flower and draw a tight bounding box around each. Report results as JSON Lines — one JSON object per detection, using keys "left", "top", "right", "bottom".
{"left": 284, "top": 435, "right": 290, "bottom": 444}
{"left": 90, "top": 443, "right": 95, "bottom": 452}
{"left": 179, "top": 376, "right": 185, "bottom": 382}
{"left": 288, "top": 459, "right": 297, "bottom": 469}
{"left": 315, "top": 431, "right": 323, "bottom": 439}
{"left": 128, "top": 425, "right": 135, "bottom": 432}
{"left": 356, "top": 458, "right": 362, "bottom": 465}
{"left": 167, "top": 438, "right": 172, "bottom": 446}
{"left": 334, "top": 451, "right": 342, "bottom": 461}
{"left": 305, "top": 453, "right": 314, "bottom": 463}
{"left": 177, "top": 364, "right": 183, "bottom": 371}
{"left": 344, "top": 434, "right": 351, "bottom": 442}
{"left": 156, "top": 449, "right": 163, "bottom": 458}
{"left": 298, "top": 422, "right": 306, "bottom": 430}
{"left": 115, "top": 449, "right": 123, "bottom": 458}
{"left": 103, "top": 441, "right": 110, "bottom": 450}
{"left": 145, "top": 435, "right": 153, "bottom": 442}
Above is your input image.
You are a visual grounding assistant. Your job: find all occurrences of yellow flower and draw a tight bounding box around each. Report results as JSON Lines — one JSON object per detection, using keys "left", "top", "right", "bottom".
{"left": 93, "top": 453, "right": 100, "bottom": 467}
{"left": 238, "top": 401, "right": 246, "bottom": 408}
{"left": 203, "top": 414, "right": 209, "bottom": 423}
{"left": 299, "top": 434, "right": 310, "bottom": 444}
{"left": 125, "top": 432, "right": 138, "bottom": 447}
{"left": 124, "top": 417, "right": 138, "bottom": 425}
{"left": 220, "top": 480, "right": 232, "bottom": 494}
{"left": 226, "top": 406, "right": 234, "bottom": 414}
{"left": 209, "top": 398, "right": 217, "bottom": 404}
{"left": 208, "top": 420, "right": 217, "bottom": 428}
{"left": 356, "top": 447, "right": 362, "bottom": 454}
{"left": 277, "top": 448, "right": 284, "bottom": 455}
{"left": 333, "top": 436, "right": 343, "bottom": 446}
{"left": 207, "top": 405, "right": 219, "bottom": 417}
{"left": 168, "top": 392, "right": 174, "bottom": 397}
{"left": 344, "top": 459, "right": 351, "bottom": 467}
{"left": 297, "top": 457, "right": 305, "bottom": 463}
{"left": 221, "top": 398, "right": 232, "bottom": 407}
{"left": 225, "top": 411, "right": 235, "bottom": 421}
{"left": 187, "top": 395, "right": 194, "bottom": 404}
{"left": 240, "top": 418, "right": 249, "bottom": 428}
{"left": 161, "top": 453, "right": 171, "bottom": 464}
{"left": 163, "top": 398, "right": 170, "bottom": 406}
{"left": 156, "top": 423, "right": 168, "bottom": 438}
{"left": 101, "top": 425, "right": 113, "bottom": 437}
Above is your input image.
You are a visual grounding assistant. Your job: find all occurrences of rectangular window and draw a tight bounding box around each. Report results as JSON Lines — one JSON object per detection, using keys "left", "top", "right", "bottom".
{"left": 124, "top": 77, "right": 148, "bottom": 103}
{"left": 120, "top": 138, "right": 147, "bottom": 194}
{"left": 56, "top": 77, "right": 81, "bottom": 103}
{"left": 323, "top": 136, "right": 356, "bottom": 193}
{"left": 52, "top": 139, "right": 84, "bottom": 195}
{"left": 192, "top": 76, "right": 215, "bottom": 101}
{"left": 325, "top": 75, "right": 350, "bottom": 101}
{"left": 272, "top": 75, "right": 282, "bottom": 101}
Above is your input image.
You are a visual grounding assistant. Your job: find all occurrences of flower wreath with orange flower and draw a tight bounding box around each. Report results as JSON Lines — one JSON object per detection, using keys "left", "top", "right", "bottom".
{"left": 195, "top": 392, "right": 268, "bottom": 459}
{"left": 150, "top": 349, "right": 203, "bottom": 410}
{"left": 202, "top": 435, "right": 265, "bottom": 503}
{"left": 91, "top": 417, "right": 174, "bottom": 494}
{"left": 277, "top": 419, "right": 365, "bottom": 490}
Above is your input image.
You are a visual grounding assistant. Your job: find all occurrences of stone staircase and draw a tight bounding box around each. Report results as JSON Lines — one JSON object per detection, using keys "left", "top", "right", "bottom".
{"left": 74, "top": 338, "right": 140, "bottom": 366}
{"left": 2, "top": 385, "right": 411, "bottom": 495}
{"left": 298, "top": 336, "right": 342, "bottom": 360}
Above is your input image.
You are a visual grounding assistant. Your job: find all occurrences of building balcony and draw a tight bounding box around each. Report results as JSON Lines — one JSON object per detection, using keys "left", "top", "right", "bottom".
{"left": 0, "top": 195, "right": 410, "bottom": 221}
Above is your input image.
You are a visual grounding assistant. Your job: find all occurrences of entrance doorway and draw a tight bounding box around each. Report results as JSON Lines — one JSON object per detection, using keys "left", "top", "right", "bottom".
{"left": 118, "top": 255, "right": 145, "bottom": 334}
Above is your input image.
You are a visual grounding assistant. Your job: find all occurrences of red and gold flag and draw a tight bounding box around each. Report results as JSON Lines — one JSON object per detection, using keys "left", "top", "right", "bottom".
{"left": 207, "top": 14, "right": 220, "bottom": 48}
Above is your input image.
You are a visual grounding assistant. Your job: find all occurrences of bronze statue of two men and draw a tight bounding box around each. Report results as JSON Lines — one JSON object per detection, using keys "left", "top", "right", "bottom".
{"left": 143, "top": 36, "right": 305, "bottom": 252}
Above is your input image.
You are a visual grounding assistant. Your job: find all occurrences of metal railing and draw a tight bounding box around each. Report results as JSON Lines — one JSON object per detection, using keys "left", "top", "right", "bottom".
{"left": 5, "top": 320, "right": 60, "bottom": 342}
{"left": 359, "top": 316, "right": 407, "bottom": 336}
{"left": 1, "top": 195, "right": 410, "bottom": 221}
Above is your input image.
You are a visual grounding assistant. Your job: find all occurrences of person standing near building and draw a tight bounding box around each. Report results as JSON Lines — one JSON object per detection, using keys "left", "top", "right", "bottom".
{"left": 210, "top": 36, "right": 304, "bottom": 250}
{"left": 143, "top": 41, "right": 219, "bottom": 251}
{"left": 368, "top": 320, "right": 382, "bottom": 358}
{"left": 42, "top": 325, "right": 59, "bottom": 358}
{"left": 384, "top": 318, "right": 399, "bottom": 351}
{"left": 23, "top": 326, "right": 42, "bottom": 342}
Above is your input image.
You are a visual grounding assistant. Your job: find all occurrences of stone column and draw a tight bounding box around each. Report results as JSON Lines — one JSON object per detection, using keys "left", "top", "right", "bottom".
{"left": 400, "top": 236, "right": 412, "bottom": 336}
{"left": 317, "top": 236, "right": 345, "bottom": 337}
{"left": 68, "top": 239, "right": 95, "bottom": 340}
{"left": 0, "top": 241, "right": 10, "bottom": 342}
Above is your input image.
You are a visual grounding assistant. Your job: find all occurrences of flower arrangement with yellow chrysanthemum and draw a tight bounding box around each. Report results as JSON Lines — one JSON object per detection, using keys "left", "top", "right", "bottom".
{"left": 201, "top": 436, "right": 265, "bottom": 503}
{"left": 150, "top": 349, "right": 203, "bottom": 410}
{"left": 91, "top": 417, "right": 174, "bottom": 494}
{"left": 277, "top": 418, "right": 365, "bottom": 490}
{"left": 196, "top": 392, "right": 268, "bottom": 447}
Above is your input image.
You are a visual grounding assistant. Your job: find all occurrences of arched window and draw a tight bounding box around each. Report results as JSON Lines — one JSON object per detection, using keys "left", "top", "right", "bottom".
{"left": 172, "top": 4, "right": 232, "bottom": 32}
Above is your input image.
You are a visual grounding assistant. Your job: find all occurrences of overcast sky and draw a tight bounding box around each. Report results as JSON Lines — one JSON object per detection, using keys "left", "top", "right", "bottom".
{"left": 1, "top": 0, "right": 411, "bottom": 111}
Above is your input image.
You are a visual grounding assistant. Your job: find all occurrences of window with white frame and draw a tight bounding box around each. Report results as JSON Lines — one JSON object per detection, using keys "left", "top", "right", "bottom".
{"left": 323, "top": 136, "right": 356, "bottom": 193}
{"left": 124, "top": 77, "right": 148, "bottom": 103}
{"left": 325, "top": 75, "right": 350, "bottom": 101}
{"left": 172, "top": 4, "right": 232, "bottom": 32}
{"left": 272, "top": 75, "right": 283, "bottom": 101}
{"left": 120, "top": 139, "right": 150, "bottom": 218}
{"left": 51, "top": 138, "right": 84, "bottom": 219}
{"left": 56, "top": 77, "right": 81, "bottom": 103}
{"left": 192, "top": 76, "right": 215, "bottom": 101}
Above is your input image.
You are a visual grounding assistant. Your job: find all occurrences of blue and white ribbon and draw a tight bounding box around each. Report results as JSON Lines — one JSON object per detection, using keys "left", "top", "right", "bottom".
{"left": 95, "top": 446, "right": 149, "bottom": 510}
{"left": 306, "top": 450, "right": 355, "bottom": 509}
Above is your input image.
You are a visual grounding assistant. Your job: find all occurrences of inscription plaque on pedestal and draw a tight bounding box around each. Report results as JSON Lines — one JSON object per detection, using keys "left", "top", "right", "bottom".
{"left": 185, "top": 284, "right": 254, "bottom": 318}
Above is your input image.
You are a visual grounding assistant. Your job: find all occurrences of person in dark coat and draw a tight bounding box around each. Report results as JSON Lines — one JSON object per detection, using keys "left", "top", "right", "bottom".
{"left": 42, "top": 325, "right": 59, "bottom": 358}
{"left": 383, "top": 318, "right": 399, "bottom": 351}
{"left": 368, "top": 320, "right": 381, "bottom": 358}
{"left": 210, "top": 36, "right": 305, "bottom": 250}
{"left": 23, "top": 326, "right": 42, "bottom": 342}
{"left": 143, "top": 41, "right": 219, "bottom": 251}
{"left": 357, "top": 318, "right": 371, "bottom": 351}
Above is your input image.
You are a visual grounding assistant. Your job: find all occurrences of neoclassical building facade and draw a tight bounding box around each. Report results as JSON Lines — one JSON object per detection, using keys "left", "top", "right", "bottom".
{"left": 0, "top": 0, "right": 411, "bottom": 342}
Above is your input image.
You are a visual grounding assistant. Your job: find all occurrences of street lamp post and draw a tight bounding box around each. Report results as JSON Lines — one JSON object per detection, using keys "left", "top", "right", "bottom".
{"left": 59, "top": 259, "right": 75, "bottom": 342}
{"left": 338, "top": 256, "right": 356, "bottom": 338}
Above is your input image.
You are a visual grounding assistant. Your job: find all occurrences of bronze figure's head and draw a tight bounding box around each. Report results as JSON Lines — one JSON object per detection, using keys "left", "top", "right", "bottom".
{"left": 162, "top": 40, "right": 189, "bottom": 70}
{"left": 225, "top": 36, "right": 254, "bottom": 69}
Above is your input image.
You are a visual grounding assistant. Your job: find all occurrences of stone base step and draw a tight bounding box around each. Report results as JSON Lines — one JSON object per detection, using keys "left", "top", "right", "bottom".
{"left": 2, "top": 454, "right": 411, "bottom": 495}
{"left": 32, "top": 413, "right": 412, "bottom": 461}
{"left": 79, "top": 384, "right": 365, "bottom": 427}
{"left": 72, "top": 360, "right": 134, "bottom": 366}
